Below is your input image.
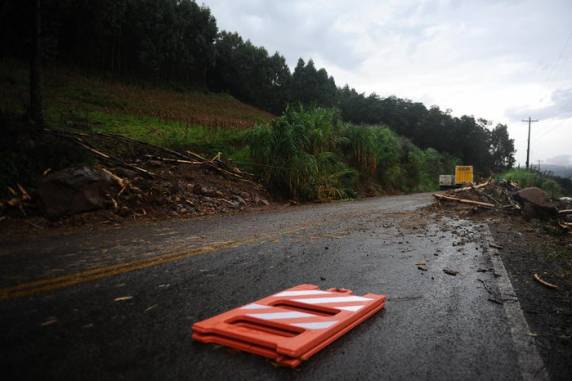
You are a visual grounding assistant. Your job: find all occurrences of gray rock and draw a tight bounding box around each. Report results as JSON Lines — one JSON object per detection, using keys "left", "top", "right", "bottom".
{"left": 38, "top": 166, "right": 116, "bottom": 218}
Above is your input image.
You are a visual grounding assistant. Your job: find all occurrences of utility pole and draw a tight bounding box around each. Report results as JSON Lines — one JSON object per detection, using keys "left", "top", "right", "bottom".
{"left": 522, "top": 117, "right": 539, "bottom": 170}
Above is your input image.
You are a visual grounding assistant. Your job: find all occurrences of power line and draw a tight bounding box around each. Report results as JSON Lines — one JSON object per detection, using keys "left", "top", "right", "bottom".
{"left": 518, "top": 32, "right": 571, "bottom": 167}
{"left": 544, "top": 31, "right": 572, "bottom": 85}
{"left": 536, "top": 122, "right": 563, "bottom": 140}
{"left": 537, "top": 30, "right": 572, "bottom": 103}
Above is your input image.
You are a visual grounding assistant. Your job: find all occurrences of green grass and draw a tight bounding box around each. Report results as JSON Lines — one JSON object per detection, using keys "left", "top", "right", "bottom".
{"left": 81, "top": 111, "right": 248, "bottom": 153}
{"left": 0, "top": 59, "right": 274, "bottom": 195}
{"left": 0, "top": 58, "right": 273, "bottom": 130}
{"left": 0, "top": 58, "right": 273, "bottom": 164}
{"left": 501, "top": 168, "right": 562, "bottom": 198}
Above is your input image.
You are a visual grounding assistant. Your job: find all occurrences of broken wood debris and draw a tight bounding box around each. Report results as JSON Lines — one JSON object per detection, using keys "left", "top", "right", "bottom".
{"left": 143, "top": 154, "right": 201, "bottom": 165}
{"left": 533, "top": 273, "right": 559, "bottom": 289}
{"left": 416, "top": 260, "right": 428, "bottom": 271}
{"left": 452, "top": 179, "right": 491, "bottom": 193}
{"left": 433, "top": 179, "right": 572, "bottom": 234}
{"left": 114, "top": 296, "right": 133, "bottom": 302}
{"left": 45, "top": 129, "right": 158, "bottom": 178}
{"left": 433, "top": 193, "right": 495, "bottom": 208}
{"left": 0, "top": 129, "right": 271, "bottom": 222}
{"left": 0, "top": 184, "right": 33, "bottom": 215}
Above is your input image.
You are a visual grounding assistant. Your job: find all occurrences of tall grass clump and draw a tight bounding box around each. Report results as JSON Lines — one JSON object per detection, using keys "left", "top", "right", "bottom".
{"left": 248, "top": 107, "right": 357, "bottom": 200}
{"left": 249, "top": 107, "right": 459, "bottom": 201}
{"left": 501, "top": 168, "right": 562, "bottom": 198}
{"left": 340, "top": 125, "right": 458, "bottom": 193}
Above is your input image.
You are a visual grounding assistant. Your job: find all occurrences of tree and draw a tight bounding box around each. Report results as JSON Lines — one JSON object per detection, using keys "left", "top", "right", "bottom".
{"left": 208, "top": 32, "right": 290, "bottom": 113}
{"left": 489, "top": 124, "right": 515, "bottom": 172}
{"left": 30, "top": 0, "right": 44, "bottom": 128}
{"left": 290, "top": 59, "right": 337, "bottom": 108}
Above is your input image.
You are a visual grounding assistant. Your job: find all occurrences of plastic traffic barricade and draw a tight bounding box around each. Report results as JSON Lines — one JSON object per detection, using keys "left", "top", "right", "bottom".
{"left": 192, "top": 284, "right": 385, "bottom": 367}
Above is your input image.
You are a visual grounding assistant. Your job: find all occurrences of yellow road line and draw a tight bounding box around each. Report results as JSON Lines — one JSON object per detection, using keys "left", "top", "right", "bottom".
{"left": 0, "top": 226, "right": 308, "bottom": 301}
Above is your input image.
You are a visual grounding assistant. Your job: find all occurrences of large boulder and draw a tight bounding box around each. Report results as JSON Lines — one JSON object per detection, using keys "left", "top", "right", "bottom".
{"left": 513, "top": 187, "right": 557, "bottom": 219}
{"left": 38, "top": 167, "right": 116, "bottom": 218}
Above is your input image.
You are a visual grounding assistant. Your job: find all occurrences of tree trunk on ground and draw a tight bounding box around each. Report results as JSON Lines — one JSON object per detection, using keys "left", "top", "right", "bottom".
{"left": 30, "top": 0, "right": 44, "bottom": 128}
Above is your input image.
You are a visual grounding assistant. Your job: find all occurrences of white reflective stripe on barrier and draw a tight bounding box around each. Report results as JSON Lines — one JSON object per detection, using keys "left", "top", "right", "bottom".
{"left": 336, "top": 305, "right": 365, "bottom": 312}
{"left": 290, "top": 296, "right": 373, "bottom": 304}
{"left": 240, "top": 303, "right": 269, "bottom": 310}
{"left": 290, "top": 321, "right": 338, "bottom": 330}
{"left": 247, "top": 311, "right": 316, "bottom": 320}
{"left": 274, "top": 290, "right": 333, "bottom": 297}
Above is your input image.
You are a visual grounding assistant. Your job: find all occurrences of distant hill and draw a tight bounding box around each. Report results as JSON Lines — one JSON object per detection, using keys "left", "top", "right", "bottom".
{"left": 540, "top": 164, "right": 572, "bottom": 179}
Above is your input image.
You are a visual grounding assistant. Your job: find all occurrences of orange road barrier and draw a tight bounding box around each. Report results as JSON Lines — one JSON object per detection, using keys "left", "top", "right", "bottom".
{"left": 192, "top": 284, "right": 386, "bottom": 367}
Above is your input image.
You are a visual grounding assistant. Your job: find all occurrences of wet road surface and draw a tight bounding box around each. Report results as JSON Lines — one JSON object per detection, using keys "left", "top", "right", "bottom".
{"left": 0, "top": 194, "right": 543, "bottom": 380}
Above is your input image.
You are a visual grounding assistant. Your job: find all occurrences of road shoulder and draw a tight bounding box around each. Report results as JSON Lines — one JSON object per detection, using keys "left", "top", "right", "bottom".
{"left": 486, "top": 216, "right": 572, "bottom": 381}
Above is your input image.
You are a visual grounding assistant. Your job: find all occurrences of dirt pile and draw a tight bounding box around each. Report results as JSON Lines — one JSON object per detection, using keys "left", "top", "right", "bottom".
{"left": 0, "top": 129, "right": 270, "bottom": 227}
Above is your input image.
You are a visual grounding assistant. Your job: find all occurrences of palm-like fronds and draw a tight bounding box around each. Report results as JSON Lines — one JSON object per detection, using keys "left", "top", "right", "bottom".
{"left": 248, "top": 107, "right": 459, "bottom": 200}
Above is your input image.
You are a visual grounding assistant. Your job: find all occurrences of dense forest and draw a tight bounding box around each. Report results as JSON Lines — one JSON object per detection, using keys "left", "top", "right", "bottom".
{"left": 0, "top": 0, "right": 515, "bottom": 175}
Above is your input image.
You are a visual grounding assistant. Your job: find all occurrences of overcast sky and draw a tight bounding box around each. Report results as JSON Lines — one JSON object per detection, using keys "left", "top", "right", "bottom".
{"left": 201, "top": 0, "right": 572, "bottom": 167}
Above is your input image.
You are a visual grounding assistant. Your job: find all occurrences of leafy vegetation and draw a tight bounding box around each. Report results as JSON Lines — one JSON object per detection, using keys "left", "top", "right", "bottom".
{"left": 501, "top": 169, "right": 572, "bottom": 198}
{"left": 248, "top": 108, "right": 458, "bottom": 200}
{"left": 1, "top": 0, "right": 516, "bottom": 175}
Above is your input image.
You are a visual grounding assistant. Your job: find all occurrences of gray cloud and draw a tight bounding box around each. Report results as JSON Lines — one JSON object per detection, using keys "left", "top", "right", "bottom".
{"left": 545, "top": 154, "right": 572, "bottom": 166}
{"left": 507, "top": 88, "right": 572, "bottom": 120}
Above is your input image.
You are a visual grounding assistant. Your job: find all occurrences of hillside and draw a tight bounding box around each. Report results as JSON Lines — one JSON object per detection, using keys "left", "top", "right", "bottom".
{"left": 2, "top": 58, "right": 458, "bottom": 227}
{"left": 0, "top": 60, "right": 274, "bottom": 142}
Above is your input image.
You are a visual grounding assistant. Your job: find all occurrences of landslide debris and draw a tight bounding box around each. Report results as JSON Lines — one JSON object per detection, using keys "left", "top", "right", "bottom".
{"left": 432, "top": 179, "right": 572, "bottom": 235}
{"left": 0, "top": 129, "right": 270, "bottom": 227}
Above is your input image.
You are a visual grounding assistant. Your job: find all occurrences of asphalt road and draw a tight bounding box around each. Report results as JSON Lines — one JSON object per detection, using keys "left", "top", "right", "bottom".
{"left": 0, "top": 193, "right": 545, "bottom": 380}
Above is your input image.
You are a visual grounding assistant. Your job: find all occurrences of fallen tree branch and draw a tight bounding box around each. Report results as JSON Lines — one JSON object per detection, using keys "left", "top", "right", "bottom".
{"left": 433, "top": 193, "right": 495, "bottom": 208}
{"left": 95, "top": 132, "right": 257, "bottom": 183}
{"left": 533, "top": 273, "right": 559, "bottom": 289}
{"left": 452, "top": 179, "right": 490, "bottom": 193}
{"left": 48, "top": 129, "right": 261, "bottom": 186}
{"left": 558, "top": 209, "right": 572, "bottom": 215}
{"left": 472, "top": 186, "right": 501, "bottom": 205}
{"left": 45, "top": 129, "right": 157, "bottom": 178}
{"left": 95, "top": 132, "right": 196, "bottom": 162}
{"left": 186, "top": 150, "right": 259, "bottom": 185}
{"left": 99, "top": 167, "right": 129, "bottom": 188}
{"left": 143, "top": 154, "right": 201, "bottom": 165}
